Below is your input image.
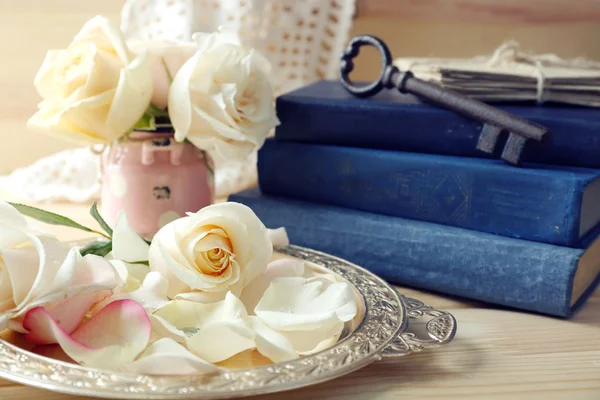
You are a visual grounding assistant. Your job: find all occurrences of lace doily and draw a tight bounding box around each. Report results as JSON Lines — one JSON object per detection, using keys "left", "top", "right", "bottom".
{"left": 5, "top": 0, "right": 355, "bottom": 202}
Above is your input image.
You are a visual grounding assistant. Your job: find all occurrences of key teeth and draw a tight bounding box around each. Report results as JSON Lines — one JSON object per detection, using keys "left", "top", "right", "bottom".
{"left": 476, "top": 124, "right": 503, "bottom": 154}
{"left": 501, "top": 133, "right": 527, "bottom": 166}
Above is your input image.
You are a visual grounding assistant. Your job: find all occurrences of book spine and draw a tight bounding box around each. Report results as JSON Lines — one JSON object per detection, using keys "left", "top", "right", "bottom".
{"left": 258, "top": 140, "right": 583, "bottom": 246}
{"left": 274, "top": 96, "right": 600, "bottom": 169}
{"left": 230, "top": 190, "right": 581, "bottom": 317}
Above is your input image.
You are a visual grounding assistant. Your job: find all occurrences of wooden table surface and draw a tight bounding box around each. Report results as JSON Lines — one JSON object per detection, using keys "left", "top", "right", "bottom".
{"left": 2, "top": 1, "right": 600, "bottom": 399}
{"left": 1, "top": 200, "right": 599, "bottom": 400}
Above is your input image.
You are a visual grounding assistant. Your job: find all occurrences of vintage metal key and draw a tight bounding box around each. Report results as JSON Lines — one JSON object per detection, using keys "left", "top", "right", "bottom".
{"left": 339, "top": 35, "right": 550, "bottom": 166}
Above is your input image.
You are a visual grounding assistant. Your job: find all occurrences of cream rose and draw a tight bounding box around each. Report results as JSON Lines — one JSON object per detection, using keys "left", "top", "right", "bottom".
{"left": 168, "top": 27, "right": 280, "bottom": 160}
{"left": 128, "top": 40, "right": 196, "bottom": 109}
{"left": 0, "top": 202, "right": 119, "bottom": 332}
{"left": 27, "top": 16, "right": 153, "bottom": 145}
{"left": 148, "top": 202, "right": 272, "bottom": 302}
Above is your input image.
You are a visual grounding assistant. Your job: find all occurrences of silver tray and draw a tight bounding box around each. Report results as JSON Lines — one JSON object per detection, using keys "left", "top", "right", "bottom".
{"left": 0, "top": 245, "right": 456, "bottom": 399}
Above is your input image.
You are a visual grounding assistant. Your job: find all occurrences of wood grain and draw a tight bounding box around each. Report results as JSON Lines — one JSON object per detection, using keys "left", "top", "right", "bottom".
{"left": 357, "top": 0, "right": 600, "bottom": 22}
{"left": 1, "top": 1, "right": 600, "bottom": 397}
{"left": 3, "top": 1, "right": 600, "bottom": 174}
{"left": 0, "top": 200, "right": 599, "bottom": 400}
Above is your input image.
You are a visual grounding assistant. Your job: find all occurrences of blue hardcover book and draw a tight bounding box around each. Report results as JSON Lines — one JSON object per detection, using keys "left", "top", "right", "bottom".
{"left": 229, "top": 188, "right": 600, "bottom": 318}
{"left": 257, "top": 139, "right": 600, "bottom": 248}
{"left": 274, "top": 80, "right": 600, "bottom": 168}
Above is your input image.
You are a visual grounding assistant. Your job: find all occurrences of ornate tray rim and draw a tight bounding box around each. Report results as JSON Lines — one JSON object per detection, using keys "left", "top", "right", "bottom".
{"left": 0, "top": 245, "right": 415, "bottom": 399}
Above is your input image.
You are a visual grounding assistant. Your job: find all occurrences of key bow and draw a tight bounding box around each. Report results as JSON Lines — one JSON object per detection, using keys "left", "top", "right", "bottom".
{"left": 339, "top": 35, "right": 551, "bottom": 166}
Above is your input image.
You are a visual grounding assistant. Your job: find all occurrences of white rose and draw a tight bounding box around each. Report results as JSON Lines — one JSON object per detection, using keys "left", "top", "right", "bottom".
{"left": 148, "top": 202, "right": 272, "bottom": 302}
{"left": 0, "top": 202, "right": 119, "bottom": 332}
{"left": 128, "top": 40, "right": 196, "bottom": 110}
{"left": 168, "top": 27, "right": 280, "bottom": 160}
{"left": 27, "top": 16, "right": 153, "bottom": 145}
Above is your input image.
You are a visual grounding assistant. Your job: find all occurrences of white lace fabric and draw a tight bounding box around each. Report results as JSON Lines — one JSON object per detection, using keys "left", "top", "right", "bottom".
{"left": 5, "top": 0, "right": 355, "bottom": 202}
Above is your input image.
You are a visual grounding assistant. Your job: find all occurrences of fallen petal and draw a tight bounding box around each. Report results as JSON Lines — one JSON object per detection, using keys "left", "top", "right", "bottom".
{"left": 249, "top": 316, "right": 297, "bottom": 363}
{"left": 240, "top": 259, "right": 305, "bottom": 314}
{"left": 266, "top": 227, "right": 289, "bottom": 249}
{"left": 25, "top": 291, "right": 110, "bottom": 345}
{"left": 149, "top": 314, "right": 186, "bottom": 344}
{"left": 92, "top": 272, "right": 169, "bottom": 314}
{"left": 109, "top": 260, "right": 148, "bottom": 292}
{"left": 112, "top": 211, "right": 150, "bottom": 263}
{"left": 186, "top": 317, "right": 256, "bottom": 363}
{"left": 154, "top": 293, "right": 256, "bottom": 363}
{"left": 174, "top": 277, "right": 244, "bottom": 304}
{"left": 125, "top": 338, "right": 221, "bottom": 375}
{"left": 23, "top": 299, "right": 151, "bottom": 370}
{"left": 255, "top": 279, "right": 357, "bottom": 332}
{"left": 281, "top": 321, "right": 345, "bottom": 355}
{"left": 264, "top": 258, "right": 305, "bottom": 278}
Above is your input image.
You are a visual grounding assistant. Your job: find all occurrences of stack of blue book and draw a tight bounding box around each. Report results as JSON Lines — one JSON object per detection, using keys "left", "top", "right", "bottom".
{"left": 229, "top": 80, "right": 600, "bottom": 318}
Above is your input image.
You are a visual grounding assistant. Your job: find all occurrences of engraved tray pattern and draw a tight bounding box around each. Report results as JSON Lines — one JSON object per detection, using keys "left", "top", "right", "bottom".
{"left": 0, "top": 245, "right": 456, "bottom": 399}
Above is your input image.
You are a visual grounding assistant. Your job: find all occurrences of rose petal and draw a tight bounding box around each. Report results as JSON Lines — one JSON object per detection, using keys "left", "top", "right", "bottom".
{"left": 23, "top": 299, "right": 151, "bottom": 370}
{"left": 109, "top": 260, "right": 148, "bottom": 293}
{"left": 0, "top": 262, "right": 14, "bottom": 311}
{"left": 255, "top": 279, "right": 357, "bottom": 331}
{"left": 154, "top": 293, "right": 255, "bottom": 363}
{"left": 264, "top": 259, "right": 305, "bottom": 278}
{"left": 0, "top": 223, "right": 29, "bottom": 259}
{"left": 266, "top": 227, "right": 289, "bottom": 249}
{"left": 240, "top": 259, "right": 305, "bottom": 314}
{"left": 185, "top": 319, "right": 256, "bottom": 364}
{"left": 249, "top": 316, "right": 297, "bottom": 363}
{"left": 169, "top": 50, "right": 199, "bottom": 142}
{"left": 280, "top": 321, "right": 345, "bottom": 355}
{"left": 183, "top": 203, "right": 272, "bottom": 286}
{"left": 112, "top": 211, "right": 150, "bottom": 263}
{"left": 125, "top": 338, "right": 221, "bottom": 375}
{"left": 1, "top": 243, "right": 41, "bottom": 306}
{"left": 93, "top": 271, "right": 169, "bottom": 314}
{"left": 128, "top": 40, "right": 197, "bottom": 109}
{"left": 18, "top": 254, "right": 119, "bottom": 313}
{"left": 174, "top": 277, "right": 244, "bottom": 304}
{"left": 106, "top": 52, "right": 153, "bottom": 138}
{"left": 27, "top": 100, "right": 109, "bottom": 145}
{"left": 8, "top": 253, "right": 119, "bottom": 333}
{"left": 73, "top": 16, "right": 133, "bottom": 64}
{"left": 24, "top": 291, "right": 109, "bottom": 345}
{"left": 149, "top": 314, "right": 187, "bottom": 344}
{"left": 9, "top": 236, "right": 73, "bottom": 307}
{"left": 0, "top": 201, "right": 27, "bottom": 228}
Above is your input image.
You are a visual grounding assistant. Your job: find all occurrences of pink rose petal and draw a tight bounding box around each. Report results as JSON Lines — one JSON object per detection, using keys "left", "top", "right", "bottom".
{"left": 23, "top": 299, "right": 151, "bottom": 370}
{"left": 24, "top": 291, "right": 110, "bottom": 345}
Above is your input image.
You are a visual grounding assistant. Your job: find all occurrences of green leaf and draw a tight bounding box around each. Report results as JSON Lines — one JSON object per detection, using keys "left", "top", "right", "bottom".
{"left": 90, "top": 201, "right": 113, "bottom": 237}
{"left": 147, "top": 103, "right": 170, "bottom": 117}
{"left": 79, "top": 241, "right": 113, "bottom": 257}
{"left": 128, "top": 260, "right": 149, "bottom": 266}
{"left": 133, "top": 112, "right": 156, "bottom": 131}
{"left": 9, "top": 203, "right": 110, "bottom": 239}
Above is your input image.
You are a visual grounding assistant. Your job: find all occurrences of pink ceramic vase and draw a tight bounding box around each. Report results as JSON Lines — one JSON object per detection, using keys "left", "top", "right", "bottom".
{"left": 100, "top": 132, "right": 214, "bottom": 238}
